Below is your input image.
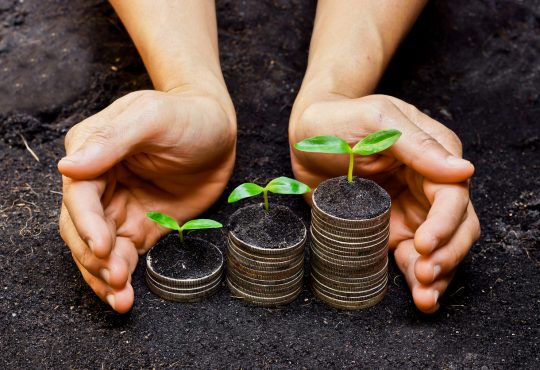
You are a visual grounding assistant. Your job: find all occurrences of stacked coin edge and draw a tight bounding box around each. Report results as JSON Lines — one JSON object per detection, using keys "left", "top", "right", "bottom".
{"left": 145, "top": 243, "right": 224, "bottom": 303}
{"left": 226, "top": 229, "right": 306, "bottom": 307}
{"left": 310, "top": 196, "right": 390, "bottom": 310}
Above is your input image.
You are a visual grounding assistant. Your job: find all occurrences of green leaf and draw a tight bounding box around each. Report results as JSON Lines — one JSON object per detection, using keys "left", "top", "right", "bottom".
{"left": 266, "top": 176, "right": 311, "bottom": 195}
{"left": 146, "top": 212, "right": 181, "bottom": 231}
{"left": 351, "top": 129, "right": 402, "bottom": 156}
{"left": 181, "top": 219, "right": 223, "bottom": 231}
{"left": 294, "top": 136, "right": 351, "bottom": 154}
{"left": 227, "top": 183, "right": 264, "bottom": 203}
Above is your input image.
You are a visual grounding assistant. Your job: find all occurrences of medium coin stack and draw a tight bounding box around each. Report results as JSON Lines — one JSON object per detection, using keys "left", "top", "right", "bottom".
{"left": 310, "top": 197, "right": 390, "bottom": 310}
{"left": 226, "top": 231, "right": 306, "bottom": 307}
{"left": 145, "top": 239, "right": 224, "bottom": 303}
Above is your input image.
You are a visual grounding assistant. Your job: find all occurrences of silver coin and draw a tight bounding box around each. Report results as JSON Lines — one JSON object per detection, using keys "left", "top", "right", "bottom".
{"left": 311, "top": 193, "right": 390, "bottom": 228}
{"left": 227, "top": 278, "right": 302, "bottom": 306}
{"left": 311, "top": 220, "right": 389, "bottom": 243}
{"left": 226, "top": 256, "right": 304, "bottom": 280}
{"left": 312, "top": 273, "right": 388, "bottom": 298}
{"left": 227, "top": 265, "right": 304, "bottom": 286}
{"left": 310, "top": 243, "right": 387, "bottom": 268}
{"left": 146, "top": 244, "right": 224, "bottom": 288}
{"left": 227, "top": 243, "right": 304, "bottom": 271}
{"left": 311, "top": 268, "right": 387, "bottom": 291}
{"left": 310, "top": 226, "right": 389, "bottom": 250}
{"left": 146, "top": 270, "right": 222, "bottom": 293}
{"left": 312, "top": 285, "right": 387, "bottom": 310}
{"left": 228, "top": 228, "right": 306, "bottom": 257}
{"left": 310, "top": 240, "right": 388, "bottom": 264}
{"left": 310, "top": 254, "right": 388, "bottom": 277}
{"left": 311, "top": 212, "right": 389, "bottom": 237}
{"left": 145, "top": 273, "right": 222, "bottom": 302}
{"left": 228, "top": 239, "right": 304, "bottom": 263}
{"left": 227, "top": 269, "right": 303, "bottom": 294}
{"left": 310, "top": 231, "right": 388, "bottom": 257}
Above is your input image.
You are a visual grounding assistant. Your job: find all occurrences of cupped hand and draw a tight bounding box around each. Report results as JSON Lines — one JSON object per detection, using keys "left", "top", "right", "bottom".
{"left": 290, "top": 94, "right": 480, "bottom": 313}
{"left": 58, "top": 87, "right": 236, "bottom": 313}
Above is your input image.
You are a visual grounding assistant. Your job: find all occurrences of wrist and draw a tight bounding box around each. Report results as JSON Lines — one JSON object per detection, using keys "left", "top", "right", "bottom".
{"left": 167, "top": 72, "right": 236, "bottom": 125}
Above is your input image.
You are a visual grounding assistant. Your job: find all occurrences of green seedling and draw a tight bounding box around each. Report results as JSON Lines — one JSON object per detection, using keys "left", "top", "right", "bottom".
{"left": 294, "top": 129, "right": 402, "bottom": 183}
{"left": 228, "top": 176, "right": 311, "bottom": 211}
{"left": 146, "top": 212, "right": 222, "bottom": 243}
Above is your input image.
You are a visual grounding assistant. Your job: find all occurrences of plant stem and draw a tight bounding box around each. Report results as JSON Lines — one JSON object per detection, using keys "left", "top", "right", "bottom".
{"left": 178, "top": 229, "right": 184, "bottom": 243}
{"left": 263, "top": 189, "right": 269, "bottom": 211}
{"left": 348, "top": 152, "right": 354, "bottom": 182}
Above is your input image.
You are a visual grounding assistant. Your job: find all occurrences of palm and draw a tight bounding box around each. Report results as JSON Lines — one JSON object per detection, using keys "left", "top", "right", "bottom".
{"left": 59, "top": 90, "right": 236, "bottom": 312}
{"left": 100, "top": 149, "right": 234, "bottom": 254}
{"left": 290, "top": 94, "right": 479, "bottom": 313}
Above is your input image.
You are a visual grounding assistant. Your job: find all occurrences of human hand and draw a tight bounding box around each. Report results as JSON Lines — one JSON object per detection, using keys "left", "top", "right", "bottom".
{"left": 290, "top": 94, "right": 480, "bottom": 313}
{"left": 58, "top": 87, "right": 236, "bottom": 313}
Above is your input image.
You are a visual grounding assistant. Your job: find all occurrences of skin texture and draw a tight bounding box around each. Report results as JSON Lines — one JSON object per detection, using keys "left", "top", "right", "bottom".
{"left": 289, "top": 0, "right": 481, "bottom": 313}
{"left": 58, "top": 0, "right": 236, "bottom": 313}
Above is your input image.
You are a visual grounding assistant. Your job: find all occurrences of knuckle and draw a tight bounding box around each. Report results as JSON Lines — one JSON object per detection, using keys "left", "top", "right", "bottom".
{"left": 297, "top": 102, "right": 325, "bottom": 129}
{"left": 359, "top": 95, "right": 395, "bottom": 125}
{"left": 414, "top": 131, "right": 440, "bottom": 151}
{"left": 87, "top": 125, "right": 116, "bottom": 146}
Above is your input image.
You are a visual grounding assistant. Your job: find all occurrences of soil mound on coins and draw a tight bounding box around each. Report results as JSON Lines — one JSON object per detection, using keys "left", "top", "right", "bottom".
{"left": 229, "top": 204, "right": 305, "bottom": 249}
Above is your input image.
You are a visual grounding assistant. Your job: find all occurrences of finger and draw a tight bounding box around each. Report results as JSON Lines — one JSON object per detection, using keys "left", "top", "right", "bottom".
{"left": 61, "top": 91, "right": 148, "bottom": 155}
{"left": 58, "top": 93, "right": 162, "bottom": 179}
{"left": 414, "top": 181, "right": 470, "bottom": 255}
{"left": 111, "top": 236, "right": 139, "bottom": 275}
{"left": 414, "top": 202, "right": 480, "bottom": 285}
{"left": 394, "top": 239, "right": 448, "bottom": 313}
{"left": 62, "top": 176, "right": 114, "bottom": 258}
{"left": 73, "top": 258, "right": 134, "bottom": 313}
{"left": 60, "top": 204, "right": 129, "bottom": 288}
{"left": 383, "top": 96, "right": 464, "bottom": 156}
{"left": 358, "top": 96, "right": 475, "bottom": 183}
{"left": 411, "top": 274, "right": 455, "bottom": 314}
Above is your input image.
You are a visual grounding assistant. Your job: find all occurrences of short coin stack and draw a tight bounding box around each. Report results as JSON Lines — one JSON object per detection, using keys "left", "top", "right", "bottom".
{"left": 226, "top": 231, "right": 306, "bottom": 307}
{"left": 310, "top": 197, "right": 390, "bottom": 310}
{"left": 145, "top": 237, "right": 224, "bottom": 302}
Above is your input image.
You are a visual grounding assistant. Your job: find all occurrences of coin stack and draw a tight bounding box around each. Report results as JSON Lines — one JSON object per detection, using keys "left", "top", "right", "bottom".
{"left": 226, "top": 231, "right": 306, "bottom": 307}
{"left": 310, "top": 197, "right": 390, "bottom": 310}
{"left": 145, "top": 241, "right": 224, "bottom": 303}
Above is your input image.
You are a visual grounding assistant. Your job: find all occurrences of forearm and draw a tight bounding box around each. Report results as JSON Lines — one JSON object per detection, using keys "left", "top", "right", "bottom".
{"left": 110, "top": 0, "right": 227, "bottom": 97}
{"left": 298, "top": 0, "right": 427, "bottom": 106}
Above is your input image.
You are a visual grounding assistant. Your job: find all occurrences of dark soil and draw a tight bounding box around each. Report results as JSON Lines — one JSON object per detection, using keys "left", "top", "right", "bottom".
{"left": 1, "top": 0, "right": 539, "bottom": 368}
{"left": 228, "top": 204, "right": 305, "bottom": 248}
{"left": 314, "top": 176, "right": 391, "bottom": 220}
{"left": 147, "top": 235, "right": 223, "bottom": 280}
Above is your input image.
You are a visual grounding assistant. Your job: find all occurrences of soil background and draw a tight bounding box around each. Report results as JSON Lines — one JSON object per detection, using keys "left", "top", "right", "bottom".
{"left": 1, "top": 0, "right": 539, "bottom": 368}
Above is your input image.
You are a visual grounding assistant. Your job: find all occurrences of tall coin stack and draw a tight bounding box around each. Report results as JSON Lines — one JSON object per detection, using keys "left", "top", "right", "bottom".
{"left": 310, "top": 196, "right": 390, "bottom": 310}
{"left": 226, "top": 231, "right": 306, "bottom": 307}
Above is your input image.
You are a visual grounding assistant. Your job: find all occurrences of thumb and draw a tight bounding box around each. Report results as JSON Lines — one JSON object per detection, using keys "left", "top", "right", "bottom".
{"left": 58, "top": 122, "right": 142, "bottom": 180}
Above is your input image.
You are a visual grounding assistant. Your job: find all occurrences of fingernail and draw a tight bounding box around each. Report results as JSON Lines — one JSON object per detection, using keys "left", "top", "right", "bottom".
{"left": 100, "top": 268, "right": 110, "bottom": 283}
{"left": 106, "top": 294, "right": 115, "bottom": 309}
{"left": 446, "top": 156, "right": 471, "bottom": 167}
{"left": 433, "top": 265, "right": 441, "bottom": 281}
{"left": 432, "top": 290, "right": 439, "bottom": 303}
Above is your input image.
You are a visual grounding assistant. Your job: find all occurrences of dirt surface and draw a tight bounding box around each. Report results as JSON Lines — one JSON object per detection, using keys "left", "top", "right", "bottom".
{"left": 229, "top": 204, "right": 305, "bottom": 248}
{"left": 148, "top": 235, "right": 223, "bottom": 280}
{"left": 1, "top": 0, "right": 539, "bottom": 368}
{"left": 314, "top": 176, "right": 391, "bottom": 220}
